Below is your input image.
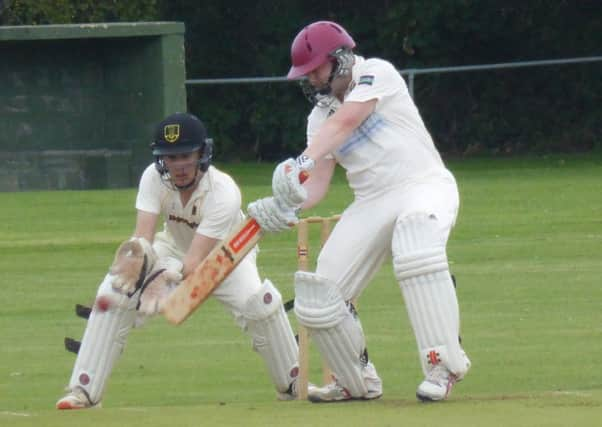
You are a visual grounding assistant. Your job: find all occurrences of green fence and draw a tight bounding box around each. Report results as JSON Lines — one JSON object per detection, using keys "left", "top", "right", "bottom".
{"left": 0, "top": 22, "right": 186, "bottom": 191}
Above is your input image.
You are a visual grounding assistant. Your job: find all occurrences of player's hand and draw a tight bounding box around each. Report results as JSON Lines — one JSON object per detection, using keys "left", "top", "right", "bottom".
{"left": 110, "top": 237, "right": 157, "bottom": 295}
{"left": 272, "top": 156, "right": 314, "bottom": 207}
{"left": 247, "top": 196, "right": 299, "bottom": 233}
{"left": 138, "top": 258, "right": 183, "bottom": 316}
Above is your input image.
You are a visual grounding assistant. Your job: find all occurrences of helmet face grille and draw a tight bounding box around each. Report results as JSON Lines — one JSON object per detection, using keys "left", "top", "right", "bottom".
{"left": 296, "top": 46, "right": 355, "bottom": 107}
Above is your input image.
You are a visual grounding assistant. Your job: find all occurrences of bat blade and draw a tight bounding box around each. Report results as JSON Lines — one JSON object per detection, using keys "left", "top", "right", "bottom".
{"left": 162, "top": 218, "right": 263, "bottom": 325}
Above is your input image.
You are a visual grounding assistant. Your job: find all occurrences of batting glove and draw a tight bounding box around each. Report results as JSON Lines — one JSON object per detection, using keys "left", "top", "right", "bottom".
{"left": 247, "top": 196, "right": 299, "bottom": 233}
{"left": 272, "top": 156, "right": 314, "bottom": 207}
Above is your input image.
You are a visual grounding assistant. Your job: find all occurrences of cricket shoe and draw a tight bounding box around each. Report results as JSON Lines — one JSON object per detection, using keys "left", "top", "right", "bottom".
{"left": 277, "top": 378, "right": 318, "bottom": 401}
{"left": 416, "top": 352, "right": 471, "bottom": 402}
{"left": 308, "top": 365, "right": 382, "bottom": 403}
{"left": 416, "top": 365, "right": 457, "bottom": 402}
{"left": 56, "top": 387, "right": 99, "bottom": 410}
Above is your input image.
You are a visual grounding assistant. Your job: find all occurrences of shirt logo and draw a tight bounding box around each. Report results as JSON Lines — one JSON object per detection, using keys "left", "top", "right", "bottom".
{"left": 168, "top": 214, "right": 198, "bottom": 229}
{"left": 164, "top": 124, "right": 180, "bottom": 143}
{"left": 358, "top": 75, "right": 375, "bottom": 86}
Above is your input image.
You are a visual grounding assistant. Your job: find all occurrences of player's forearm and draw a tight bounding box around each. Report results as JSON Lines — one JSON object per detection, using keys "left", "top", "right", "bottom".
{"left": 182, "top": 234, "right": 219, "bottom": 278}
{"left": 301, "top": 181, "right": 327, "bottom": 210}
{"left": 134, "top": 210, "right": 159, "bottom": 243}
{"left": 302, "top": 118, "right": 354, "bottom": 161}
{"left": 300, "top": 158, "right": 335, "bottom": 210}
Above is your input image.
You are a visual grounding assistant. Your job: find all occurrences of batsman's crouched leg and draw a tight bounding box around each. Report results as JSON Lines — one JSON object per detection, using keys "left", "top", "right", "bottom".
{"left": 294, "top": 271, "right": 382, "bottom": 401}
{"left": 241, "top": 279, "right": 299, "bottom": 399}
{"left": 58, "top": 273, "right": 138, "bottom": 409}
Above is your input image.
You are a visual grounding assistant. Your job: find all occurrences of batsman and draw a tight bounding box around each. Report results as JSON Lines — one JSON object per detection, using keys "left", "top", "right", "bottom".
{"left": 248, "top": 21, "right": 471, "bottom": 402}
{"left": 56, "top": 113, "right": 300, "bottom": 409}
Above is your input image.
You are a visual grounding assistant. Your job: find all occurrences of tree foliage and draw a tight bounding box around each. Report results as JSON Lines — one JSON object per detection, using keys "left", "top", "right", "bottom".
{"left": 2, "top": 0, "right": 601, "bottom": 159}
{"left": 0, "top": 0, "right": 158, "bottom": 24}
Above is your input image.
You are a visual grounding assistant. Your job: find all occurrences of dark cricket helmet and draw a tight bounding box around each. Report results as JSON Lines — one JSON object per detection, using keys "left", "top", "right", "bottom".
{"left": 151, "top": 112, "right": 213, "bottom": 173}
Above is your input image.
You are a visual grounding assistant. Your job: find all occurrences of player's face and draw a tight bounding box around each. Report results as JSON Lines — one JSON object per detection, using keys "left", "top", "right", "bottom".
{"left": 162, "top": 151, "right": 199, "bottom": 188}
{"left": 306, "top": 60, "right": 333, "bottom": 90}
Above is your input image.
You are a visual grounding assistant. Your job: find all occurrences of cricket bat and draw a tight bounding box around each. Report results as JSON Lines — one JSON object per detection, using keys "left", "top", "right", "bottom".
{"left": 162, "top": 217, "right": 263, "bottom": 324}
{"left": 162, "top": 171, "right": 308, "bottom": 325}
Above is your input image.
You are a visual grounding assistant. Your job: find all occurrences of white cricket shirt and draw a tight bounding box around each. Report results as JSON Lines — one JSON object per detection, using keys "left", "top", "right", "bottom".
{"left": 135, "top": 165, "right": 243, "bottom": 253}
{"left": 307, "top": 56, "right": 447, "bottom": 199}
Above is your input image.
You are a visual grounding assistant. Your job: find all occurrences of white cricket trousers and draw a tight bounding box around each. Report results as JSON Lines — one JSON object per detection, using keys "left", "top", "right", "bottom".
{"left": 316, "top": 170, "right": 459, "bottom": 300}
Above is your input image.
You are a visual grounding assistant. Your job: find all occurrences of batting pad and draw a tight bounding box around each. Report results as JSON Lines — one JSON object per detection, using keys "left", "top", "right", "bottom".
{"left": 294, "top": 272, "right": 368, "bottom": 397}
{"left": 392, "top": 213, "right": 468, "bottom": 377}
{"left": 242, "top": 279, "right": 299, "bottom": 392}
{"left": 68, "top": 274, "right": 138, "bottom": 403}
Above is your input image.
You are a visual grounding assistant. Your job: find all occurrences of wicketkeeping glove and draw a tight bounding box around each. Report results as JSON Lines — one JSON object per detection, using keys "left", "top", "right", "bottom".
{"left": 110, "top": 237, "right": 157, "bottom": 296}
{"left": 138, "top": 257, "right": 183, "bottom": 316}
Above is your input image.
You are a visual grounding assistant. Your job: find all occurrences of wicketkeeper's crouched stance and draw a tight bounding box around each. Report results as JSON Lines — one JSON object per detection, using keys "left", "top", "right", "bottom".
{"left": 56, "top": 113, "right": 299, "bottom": 409}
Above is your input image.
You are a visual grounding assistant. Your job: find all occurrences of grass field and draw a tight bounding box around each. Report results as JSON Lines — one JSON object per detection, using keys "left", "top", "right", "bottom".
{"left": 1, "top": 153, "right": 601, "bottom": 426}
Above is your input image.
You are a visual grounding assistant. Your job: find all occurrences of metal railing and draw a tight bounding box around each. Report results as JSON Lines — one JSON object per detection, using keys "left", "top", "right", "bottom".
{"left": 401, "top": 56, "right": 602, "bottom": 98}
{"left": 185, "top": 55, "right": 602, "bottom": 99}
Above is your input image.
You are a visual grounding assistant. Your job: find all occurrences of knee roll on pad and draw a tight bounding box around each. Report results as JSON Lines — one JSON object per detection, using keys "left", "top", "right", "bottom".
{"left": 242, "top": 278, "right": 282, "bottom": 321}
{"left": 392, "top": 213, "right": 467, "bottom": 376}
{"left": 293, "top": 271, "right": 348, "bottom": 329}
{"left": 294, "top": 272, "right": 368, "bottom": 397}
{"left": 392, "top": 213, "right": 449, "bottom": 281}
{"left": 242, "top": 279, "right": 298, "bottom": 392}
{"left": 68, "top": 274, "right": 138, "bottom": 403}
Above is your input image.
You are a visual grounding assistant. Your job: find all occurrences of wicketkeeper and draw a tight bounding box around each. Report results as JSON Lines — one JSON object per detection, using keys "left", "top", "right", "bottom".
{"left": 248, "top": 21, "right": 471, "bottom": 403}
{"left": 57, "top": 113, "right": 300, "bottom": 409}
